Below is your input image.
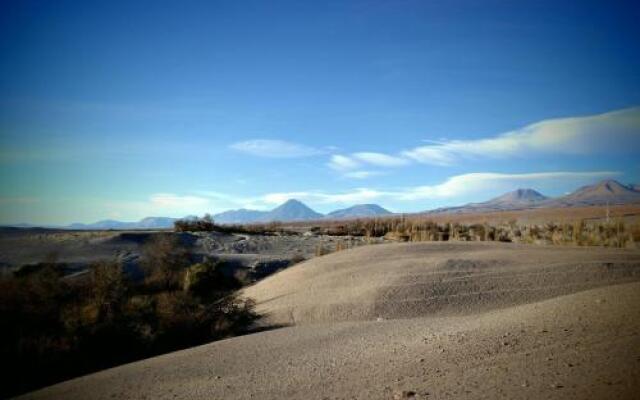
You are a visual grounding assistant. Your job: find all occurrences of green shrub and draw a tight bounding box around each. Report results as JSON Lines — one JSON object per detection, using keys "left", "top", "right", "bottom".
{"left": 174, "top": 214, "right": 216, "bottom": 232}
{"left": 140, "top": 234, "right": 192, "bottom": 291}
{"left": 183, "top": 261, "right": 241, "bottom": 300}
{"left": 0, "top": 251, "right": 258, "bottom": 398}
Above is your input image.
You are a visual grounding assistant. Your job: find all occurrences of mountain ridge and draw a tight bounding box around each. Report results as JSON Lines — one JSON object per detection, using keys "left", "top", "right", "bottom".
{"left": 547, "top": 179, "right": 640, "bottom": 206}
{"left": 261, "top": 199, "right": 323, "bottom": 222}
{"left": 326, "top": 204, "right": 392, "bottom": 219}
{"left": 426, "top": 179, "right": 640, "bottom": 214}
{"left": 212, "top": 209, "right": 269, "bottom": 224}
{"left": 427, "top": 188, "right": 549, "bottom": 214}
{"left": 487, "top": 188, "right": 548, "bottom": 204}
{"left": 213, "top": 200, "right": 392, "bottom": 224}
{"left": 66, "top": 217, "right": 178, "bottom": 230}
{"left": 5, "top": 180, "right": 639, "bottom": 229}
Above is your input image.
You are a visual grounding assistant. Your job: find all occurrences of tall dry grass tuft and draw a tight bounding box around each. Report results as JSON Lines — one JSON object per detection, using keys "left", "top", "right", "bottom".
{"left": 302, "top": 215, "right": 638, "bottom": 249}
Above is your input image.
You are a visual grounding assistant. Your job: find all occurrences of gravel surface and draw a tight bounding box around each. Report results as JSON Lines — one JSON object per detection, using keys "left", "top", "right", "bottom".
{"left": 20, "top": 242, "right": 640, "bottom": 400}
{"left": 0, "top": 229, "right": 373, "bottom": 278}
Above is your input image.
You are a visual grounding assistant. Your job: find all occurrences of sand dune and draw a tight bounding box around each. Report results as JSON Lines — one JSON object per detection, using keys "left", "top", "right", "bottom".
{"left": 244, "top": 242, "right": 640, "bottom": 325}
{"left": 21, "top": 242, "right": 640, "bottom": 400}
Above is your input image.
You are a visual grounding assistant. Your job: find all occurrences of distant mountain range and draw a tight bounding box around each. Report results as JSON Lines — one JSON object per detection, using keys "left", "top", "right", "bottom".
{"left": 428, "top": 179, "right": 640, "bottom": 214}
{"left": 212, "top": 200, "right": 385, "bottom": 224}
{"left": 431, "top": 188, "right": 548, "bottom": 214}
{"left": 4, "top": 180, "right": 639, "bottom": 229}
{"left": 326, "top": 204, "right": 392, "bottom": 219}
{"left": 209, "top": 209, "right": 268, "bottom": 225}
{"left": 489, "top": 188, "right": 549, "bottom": 205}
{"left": 21, "top": 201, "right": 392, "bottom": 229}
{"left": 550, "top": 179, "right": 640, "bottom": 207}
{"left": 265, "top": 199, "right": 324, "bottom": 222}
{"left": 67, "top": 217, "right": 179, "bottom": 230}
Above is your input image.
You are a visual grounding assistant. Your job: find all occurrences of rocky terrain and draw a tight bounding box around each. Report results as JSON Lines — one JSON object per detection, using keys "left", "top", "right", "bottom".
{"left": 0, "top": 228, "right": 375, "bottom": 281}
{"left": 20, "top": 242, "right": 640, "bottom": 400}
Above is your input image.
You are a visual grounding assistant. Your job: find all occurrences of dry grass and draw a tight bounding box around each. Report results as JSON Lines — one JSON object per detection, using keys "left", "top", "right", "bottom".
{"left": 240, "top": 205, "right": 640, "bottom": 249}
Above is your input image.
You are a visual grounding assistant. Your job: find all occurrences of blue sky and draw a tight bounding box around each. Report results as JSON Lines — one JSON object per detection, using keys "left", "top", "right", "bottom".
{"left": 1, "top": 0, "right": 640, "bottom": 224}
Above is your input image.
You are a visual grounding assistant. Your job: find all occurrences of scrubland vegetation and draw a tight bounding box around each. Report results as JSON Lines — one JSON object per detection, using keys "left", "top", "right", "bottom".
{"left": 174, "top": 213, "right": 640, "bottom": 264}
{"left": 309, "top": 216, "right": 640, "bottom": 248}
{"left": 173, "top": 214, "right": 217, "bottom": 232}
{"left": 1, "top": 208, "right": 638, "bottom": 398}
{"left": 0, "top": 234, "right": 258, "bottom": 398}
{"left": 174, "top": 214, "right": 288, "bottom": 235}
{"left": 175, "top": 212, "right": 640, "bottom": 250}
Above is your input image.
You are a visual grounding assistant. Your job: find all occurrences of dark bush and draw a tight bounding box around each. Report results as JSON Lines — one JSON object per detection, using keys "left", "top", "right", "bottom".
{"left": 0, "top": 243, "right": 259, "bottom": 398}
{"left": 140, "top": 234, "right": 192, "bottom": 291}
{"left": 183, "top": 261, "right": 241, "bottom": 300}
{"left": 174, "top": 214, "right": 216, "bottom": 232}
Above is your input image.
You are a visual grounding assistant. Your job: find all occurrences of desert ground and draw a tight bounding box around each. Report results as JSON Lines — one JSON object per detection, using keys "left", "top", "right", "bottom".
{"left": 2, "top": 204, "right": 638, "bottom": 274}
{"left": 0, "top": 228, "right": 376, "bottom": 282}
{"left": 19, "top": 241, "right": 640, "bottom": 400}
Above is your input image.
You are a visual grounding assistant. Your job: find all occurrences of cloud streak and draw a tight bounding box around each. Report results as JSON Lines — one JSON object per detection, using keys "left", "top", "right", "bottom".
{"left": 404, "top": 107, "right": 640, "bottom": 165}
{"left": 392, "top": 171, "right": 618, "bottom": 201}
{"left": 342, "top": 170, "right": 386, "bottom": 179}
{"left": 328, "top": 152, "right": 407, "bottom": 179}
{"left": 230, "top": 139, "right": 324, "bottom": 158}
{"left": 251, "top": 170, "right": 618, "bottom": 207}
{"left": 329, "top": 107, "right": 640, "bottom": 172}
{"left": 228, "top": 107, "right": 639, "bottom": 179}
{"left": 328, "top": 154, "right": 361, "bottom": 171}
{"left": 96, "top": 170, "right": 618, "bottom": 221}
{"left": 352, "top": 152, "right": 409, "bottom": 167}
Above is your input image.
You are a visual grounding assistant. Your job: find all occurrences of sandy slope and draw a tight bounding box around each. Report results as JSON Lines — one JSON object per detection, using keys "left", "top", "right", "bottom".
{"left": 20, "top": 242, "right": 640, "bottom": 400}
{"left": 244, "top": 242, "right": 640, "bottom": 325}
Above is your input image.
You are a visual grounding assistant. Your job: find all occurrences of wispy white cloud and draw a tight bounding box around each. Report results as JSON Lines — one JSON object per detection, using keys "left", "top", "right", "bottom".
{"left": 230, "top": 139, "right": 324, "bottom": 158}
{"left": 328, "top": 152, "right": 407, "bottom": 178}
{"left": 99, "top": 170, "right": 618, "bottom": 220}
{"left": 325, "top": 107, "right": 640, "bottom": 171}
{"left": 351, "top": 152, "right": 409, "bottom": 167}
{"left": 254, "top": 170, "right": 618, "bottom": 206}
{"left": 229, "top": 107, "right": 638, "bottom": 179}
{"left": 343, "top": 170, "right": 385, "bottom": 179}
{"left": 328, "top": 154, "right": 361, "bottom": 171}
{"left": 393, "top": 171, "right": 618, "bottom": 201}
{"left": 401, "top": 146, "right": 455, "bottom": 166}
{"left": 328, "top": 152, "right": 410, "bottom": 173}
{"left": 403, "top": 107, "right": 640, "bottom": 165}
